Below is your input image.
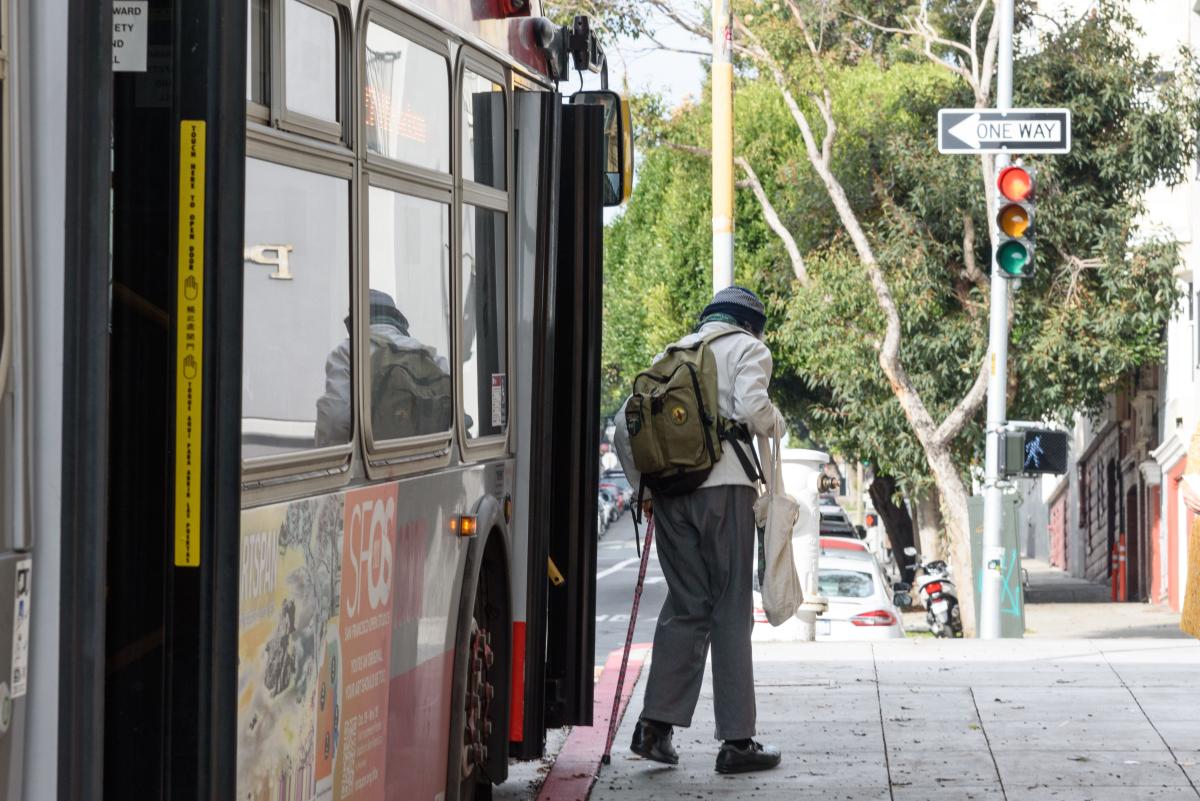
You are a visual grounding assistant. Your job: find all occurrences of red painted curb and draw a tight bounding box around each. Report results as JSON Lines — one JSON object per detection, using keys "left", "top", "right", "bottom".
{"left": 536, "top": 645, "right": 652, "bottom": 801}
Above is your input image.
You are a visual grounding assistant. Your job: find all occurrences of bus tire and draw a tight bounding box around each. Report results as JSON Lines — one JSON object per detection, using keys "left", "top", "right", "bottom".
{"left": 447, "top": 516, "right": 511, "bottom": 801}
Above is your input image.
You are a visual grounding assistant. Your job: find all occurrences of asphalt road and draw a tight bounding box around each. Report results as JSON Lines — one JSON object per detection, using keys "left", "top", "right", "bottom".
{"left": 594, "top": 511, "right": 668, "bottom": 666}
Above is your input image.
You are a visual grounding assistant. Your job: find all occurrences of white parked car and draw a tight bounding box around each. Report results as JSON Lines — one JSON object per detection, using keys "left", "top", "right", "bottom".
{"left": 753, "top": 549, "right": 905, "bottom": 641}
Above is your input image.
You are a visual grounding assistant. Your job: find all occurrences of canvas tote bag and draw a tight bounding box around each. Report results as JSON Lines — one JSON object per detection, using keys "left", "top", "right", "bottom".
{"left": 753, "top": 429, "right": 804, "bottom": 626}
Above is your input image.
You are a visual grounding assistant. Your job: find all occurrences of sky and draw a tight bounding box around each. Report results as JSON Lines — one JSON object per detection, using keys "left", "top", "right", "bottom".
{"left": 577, "top": 9, "right": 708, "bottom": 107}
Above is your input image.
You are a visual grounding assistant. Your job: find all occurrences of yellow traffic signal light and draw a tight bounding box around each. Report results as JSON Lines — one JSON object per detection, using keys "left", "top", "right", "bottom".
{"left": 995, "top": 165, "right": 1035, "bottom": 278}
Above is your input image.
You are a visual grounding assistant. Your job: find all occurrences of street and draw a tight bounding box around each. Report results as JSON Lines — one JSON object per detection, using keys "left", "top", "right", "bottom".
{"left": 594, "top": 512, "right": 669, "bottom": 667}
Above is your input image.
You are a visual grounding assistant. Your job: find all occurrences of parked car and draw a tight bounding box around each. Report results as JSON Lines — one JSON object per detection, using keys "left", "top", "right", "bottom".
{"left": 820, "top": 536, "right": 870, "bottom": 553}
{"left": 598, "top": 482, "right": 627, "bottom": 516}
{"left": 598, "top": 487, "right": 620, "bottom": 522}
{"left": 818, "top": 505, "right": 859, "bottom": 538}
{"left": 753, "top": 549, "right": 905, "bottom": 641}
{"left": 601, "top": 470, "right": 636, "bottom": 506}
{"left": 597, "top": 490, "right": 616, "bottom": 529}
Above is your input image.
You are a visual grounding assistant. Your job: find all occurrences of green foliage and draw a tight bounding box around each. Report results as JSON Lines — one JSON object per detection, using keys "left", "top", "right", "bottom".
{"left": 602, "top": 0, "right": 1198, "bottom": 494}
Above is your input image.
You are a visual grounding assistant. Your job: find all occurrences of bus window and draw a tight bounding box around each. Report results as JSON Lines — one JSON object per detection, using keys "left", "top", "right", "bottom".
{"left": 461, "top": 204, "right": 507, "bottom": 440}
{"left": 366, "top": 187, "right": 453, "bottom": 442}
{"left": 242, "top": 157, "right": 350, "bottom": 459}
{"left": 283, "top": 0, "right": 338, "bottom": 124}
{"left": 246, "top": 0, "right": 269, "bottom": 106}
{"left": 461, "top": 70, "right": 505, "bottom": 190}
{"left": 363, "top": 23, "right": 449, "bottom": 173}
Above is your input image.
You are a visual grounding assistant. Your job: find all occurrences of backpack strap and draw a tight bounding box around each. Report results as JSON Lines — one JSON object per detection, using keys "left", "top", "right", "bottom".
{"left": 664, "top": 326, "right": 746, "bottom": 355}
{"left": 720, "top": 421, "right": 764, "bottom": 484}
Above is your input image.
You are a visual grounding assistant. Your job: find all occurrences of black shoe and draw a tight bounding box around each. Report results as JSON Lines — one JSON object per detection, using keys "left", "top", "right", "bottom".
{"left": 630, "top": 719, "right": 679, "bottom": 765}
{"left": 715, "top": 739, "right": 781, "bottom": 774}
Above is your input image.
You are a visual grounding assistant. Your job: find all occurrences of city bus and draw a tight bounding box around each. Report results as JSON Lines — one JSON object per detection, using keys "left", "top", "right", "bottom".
{"left": 0, "top": 1, "right": 630, "bottom": 799}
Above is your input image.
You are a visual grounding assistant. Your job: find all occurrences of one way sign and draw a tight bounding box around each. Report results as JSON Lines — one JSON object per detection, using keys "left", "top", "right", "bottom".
{"left": 938, "top": 108, "right": 1071, "bottom": 154}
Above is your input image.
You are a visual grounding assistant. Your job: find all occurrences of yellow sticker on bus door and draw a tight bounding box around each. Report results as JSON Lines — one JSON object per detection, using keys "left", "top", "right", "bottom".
{"left": 174, "top": 120, "right": 205, "bottom": 567}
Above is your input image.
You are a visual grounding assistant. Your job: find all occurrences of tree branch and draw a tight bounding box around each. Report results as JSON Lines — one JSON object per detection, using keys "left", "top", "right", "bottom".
{"left": 961, "top": 212, "right": 987, "bottom": 289}
{"left": 663, "top": 142, "right": 809, "bottom": 285}
{"left": 735, "top": 156, "right": 808, "bottom": 284}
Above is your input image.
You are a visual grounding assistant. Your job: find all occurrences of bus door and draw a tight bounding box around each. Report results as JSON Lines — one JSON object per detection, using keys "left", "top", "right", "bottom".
{"left": 58, "top": 1, "right": 244, "bottom": 799}
{"left": 541, "top": 102, "right": 605, "bottom": 729}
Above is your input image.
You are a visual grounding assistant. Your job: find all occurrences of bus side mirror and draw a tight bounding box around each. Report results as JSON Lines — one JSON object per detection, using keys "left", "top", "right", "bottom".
{"left": 571, "top": 90, "right": 633, "bottom": 207}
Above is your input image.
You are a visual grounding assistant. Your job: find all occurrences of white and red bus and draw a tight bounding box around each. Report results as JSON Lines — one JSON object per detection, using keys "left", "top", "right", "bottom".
{"left": 0, "top": 1, "right": 629, "bottom": 799}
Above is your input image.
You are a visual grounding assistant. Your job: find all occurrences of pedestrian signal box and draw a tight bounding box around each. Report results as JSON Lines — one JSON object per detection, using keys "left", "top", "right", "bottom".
{"left": 1000, "top": 426, "right": 1068, "bottom": 477}
{"left": 995, "top": 165, "right": 1035, "bottom": 278}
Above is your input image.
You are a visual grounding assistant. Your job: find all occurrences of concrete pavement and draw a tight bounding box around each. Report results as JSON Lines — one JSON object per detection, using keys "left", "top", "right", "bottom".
{"left": 589, "top": 638, "right": 1200, "bottom": 801}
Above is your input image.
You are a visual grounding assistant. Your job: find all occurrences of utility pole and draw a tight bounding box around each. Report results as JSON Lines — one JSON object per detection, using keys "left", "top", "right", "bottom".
{"left": 712, "top": 0, "right": 734, "bottom": 291}
{"left": 979, "top": 0, "right": 1016, "bottom": 640}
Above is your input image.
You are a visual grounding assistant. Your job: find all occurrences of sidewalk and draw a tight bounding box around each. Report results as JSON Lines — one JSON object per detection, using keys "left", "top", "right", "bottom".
{"left": 588, "top": 639, "right": 1200, "bottom": 801}
{"left": 903, "top": 559, "right": 1186, "bottom": 639}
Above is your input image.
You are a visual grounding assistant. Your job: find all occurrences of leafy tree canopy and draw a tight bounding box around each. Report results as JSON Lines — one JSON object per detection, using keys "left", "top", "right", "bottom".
{"left": 601, "top": 1, "right": 1198, "bottom": 497}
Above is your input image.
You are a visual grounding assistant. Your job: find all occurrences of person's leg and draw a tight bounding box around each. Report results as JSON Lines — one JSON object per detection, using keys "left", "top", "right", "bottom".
{"left": 639, "top": 493, "right": 713, "bottom": 730}
{"left": 699, "top": 485, "right": 757, "bottom": 742}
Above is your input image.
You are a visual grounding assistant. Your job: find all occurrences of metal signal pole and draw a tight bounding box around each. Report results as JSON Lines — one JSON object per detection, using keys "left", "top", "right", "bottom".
{"left": 712, "top": 0, "right": 734, "bottom": 291}
{"left": 979, "top": 0, "right": 1015, "bottom": 639}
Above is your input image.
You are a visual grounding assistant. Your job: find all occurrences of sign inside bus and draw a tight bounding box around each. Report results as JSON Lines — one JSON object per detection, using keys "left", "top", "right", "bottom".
{"left": 363, "top": 87, "right": 428, "bottom": 145}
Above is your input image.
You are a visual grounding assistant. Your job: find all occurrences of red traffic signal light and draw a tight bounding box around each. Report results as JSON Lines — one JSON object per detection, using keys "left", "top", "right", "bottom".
{"left": 997, "top": 166, "right": 1032, "bottom": 202}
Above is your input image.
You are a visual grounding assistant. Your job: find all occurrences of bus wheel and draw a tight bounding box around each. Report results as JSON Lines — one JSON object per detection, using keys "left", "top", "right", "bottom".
{"left": 460, "top": 579, "right": 496, "bottom": 801}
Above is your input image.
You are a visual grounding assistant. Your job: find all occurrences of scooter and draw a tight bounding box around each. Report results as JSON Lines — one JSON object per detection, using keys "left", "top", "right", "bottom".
{"left": 900, "top": 546, "right": 963, "bottom": 638}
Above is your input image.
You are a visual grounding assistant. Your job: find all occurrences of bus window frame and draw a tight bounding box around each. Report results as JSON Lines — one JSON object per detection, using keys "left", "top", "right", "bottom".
{"left": 356, "top": 6, "right": 458, "bottom": 478}
{"left": 239, "top": 129, "right": 358, "bottom": 486}
{"left": 245, "top": 0, "right": 271, "bottom": 124}
{"left": 0, "top": 0, "right": 9, "bottom": 405}
{"left": 358, "top": 173, "right": 455, "bottom": 464}
{"left": 455, "top": 48, "right": 513, "bottom": 462}
{"left": 273, "top": 0, "right": 350, "bottom": 145}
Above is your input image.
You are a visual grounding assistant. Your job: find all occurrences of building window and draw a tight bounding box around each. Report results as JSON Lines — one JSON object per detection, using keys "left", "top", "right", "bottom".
{"left": 366, "top": 187, "right": 453, "bottom": 442}
{"left": 242, "top": 157, "right": 351, "bottom": 459}
{"left": 363, "top": 23, "right": 450, "bottom": 172}
{"left": 461, "top": 204, "right": 507, "bottom": 439}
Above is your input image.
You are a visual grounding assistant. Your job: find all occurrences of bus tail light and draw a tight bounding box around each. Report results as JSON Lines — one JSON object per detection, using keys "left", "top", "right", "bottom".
{"left": 451, "top": 514, "right": 478, "bottom": 537}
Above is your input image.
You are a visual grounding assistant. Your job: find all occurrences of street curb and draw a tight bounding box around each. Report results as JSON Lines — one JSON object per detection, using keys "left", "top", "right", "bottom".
{"left": 535, "top": 645, "right": 652, "bottom": 801}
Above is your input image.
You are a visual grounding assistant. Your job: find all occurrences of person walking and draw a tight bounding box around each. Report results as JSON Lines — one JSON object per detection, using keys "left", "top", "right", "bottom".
{"left": 613, "top": 285, "right": 786, "bottom": 774}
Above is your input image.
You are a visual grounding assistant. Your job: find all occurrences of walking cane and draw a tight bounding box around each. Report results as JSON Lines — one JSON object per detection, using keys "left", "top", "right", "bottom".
{"left": 600, "top": 512, "right": 655, "bottom": 766}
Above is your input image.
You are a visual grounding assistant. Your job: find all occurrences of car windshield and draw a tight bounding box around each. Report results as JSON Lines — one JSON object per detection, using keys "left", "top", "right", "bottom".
{"left": 818, "top": 568, "right": 875, "bottom": 599}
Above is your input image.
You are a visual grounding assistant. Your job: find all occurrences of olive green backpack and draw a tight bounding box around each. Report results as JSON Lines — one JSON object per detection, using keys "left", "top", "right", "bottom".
{"left": 625, "top": 329, "right": 761, "bottom": 499}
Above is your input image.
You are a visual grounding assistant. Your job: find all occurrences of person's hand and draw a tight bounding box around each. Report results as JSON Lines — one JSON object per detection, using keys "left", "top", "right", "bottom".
{"left": 641, "top": 499, "right": 653, "bottom": 519}
{"left": 1183, "top": 475, "right": 1200, "bottom": 515}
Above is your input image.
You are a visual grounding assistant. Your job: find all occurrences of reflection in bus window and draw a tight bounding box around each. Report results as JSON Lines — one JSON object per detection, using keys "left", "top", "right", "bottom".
{"left": 284, "top": 0, "right": 337, "bottom": 122}
{"left": 242, "top": 158, "right": 350, "bottom": 458}
{"left": 461, "top": 70, "right": 505, "bottom": 190}
{"left": 364, "top": 24, "right": 449, "bottom": 172}
{"left": 364, "top": 188, "right": 452, "bottom": 442}
{"left": 462, "top": 204, "right": 507, "bottom": 440}
{"left": 247, "top": 0, "right": 269, "bottom": 105}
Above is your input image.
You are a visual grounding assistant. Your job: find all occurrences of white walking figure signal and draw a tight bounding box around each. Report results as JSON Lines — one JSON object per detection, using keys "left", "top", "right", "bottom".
{"left": 1024, "top": 434, "right": 1045, "bottom": 470}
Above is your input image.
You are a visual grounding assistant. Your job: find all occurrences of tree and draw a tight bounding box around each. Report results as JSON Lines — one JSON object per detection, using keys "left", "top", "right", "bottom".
{"left": 599, "top": 0, "right": 1198, "bottom": 633}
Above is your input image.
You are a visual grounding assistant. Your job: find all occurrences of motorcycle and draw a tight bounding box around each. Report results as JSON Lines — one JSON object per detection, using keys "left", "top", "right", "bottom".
{"left": 894, "top": 546, "right": 963, "bottom": 638}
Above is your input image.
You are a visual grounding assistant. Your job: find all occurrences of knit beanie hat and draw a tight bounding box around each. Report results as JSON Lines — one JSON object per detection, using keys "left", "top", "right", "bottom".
{"left": 699, "top": 285, "right": 766, "bottom": 335}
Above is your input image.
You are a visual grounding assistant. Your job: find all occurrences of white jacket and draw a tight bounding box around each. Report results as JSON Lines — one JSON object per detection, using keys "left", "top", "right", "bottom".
{"left": 614, "top": 321, "right": 784, "bottom": 494}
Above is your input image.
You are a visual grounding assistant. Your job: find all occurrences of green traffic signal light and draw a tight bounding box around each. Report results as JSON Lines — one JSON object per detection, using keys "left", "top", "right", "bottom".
{"left": 996, "top": 240, "right": 1029, "bottom": 276}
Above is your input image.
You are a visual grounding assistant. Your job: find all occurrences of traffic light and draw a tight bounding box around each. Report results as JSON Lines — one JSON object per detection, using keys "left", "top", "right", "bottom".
{"left": 1000, "top": 426, "right": 1068, "bottom": 478}
{"left": 995, "top": 164, "right": 1035, "bottom": 278}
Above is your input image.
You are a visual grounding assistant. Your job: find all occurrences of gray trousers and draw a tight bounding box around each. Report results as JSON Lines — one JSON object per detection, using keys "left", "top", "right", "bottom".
{"left": 640, "top": 484, "right": 757, "bottom": 741}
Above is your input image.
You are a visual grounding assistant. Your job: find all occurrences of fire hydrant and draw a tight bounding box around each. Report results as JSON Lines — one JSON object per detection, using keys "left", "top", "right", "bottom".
{"left": 781, "top": 447, "right": 831, "bottom": 641}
